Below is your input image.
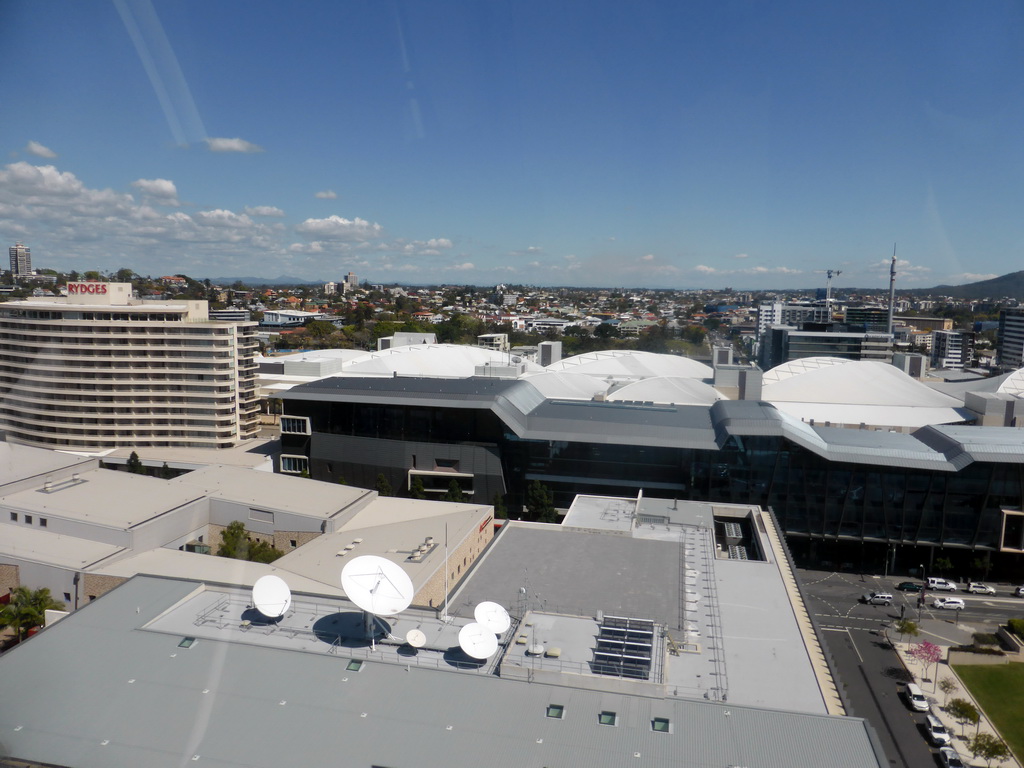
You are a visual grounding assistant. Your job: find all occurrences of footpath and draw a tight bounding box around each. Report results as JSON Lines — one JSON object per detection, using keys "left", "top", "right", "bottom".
{"left": 893, "top": 620, "right": 1020, "bottom": 768}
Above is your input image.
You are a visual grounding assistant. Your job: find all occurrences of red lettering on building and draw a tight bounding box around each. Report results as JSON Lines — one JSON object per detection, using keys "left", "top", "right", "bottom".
{"left": 479, "top": 515, "right": 493, "bottom": 533}
{"left": 68, "top": 282, "right": 108, "bottom": 295}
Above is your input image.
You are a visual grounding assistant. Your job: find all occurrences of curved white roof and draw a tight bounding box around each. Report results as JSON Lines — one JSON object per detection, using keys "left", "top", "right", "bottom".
{"left": 333, "top": 344, "right": 544, "bottom": 378}
{"left": 546, "top": 350, "right": 713, "bottom": 381}
{"left": 997, "top": 368, "right": 1024, "bottom": 397}
{"left": 762, "top": 359, "right": 969, "bottom": 428}
{"left": 519, "top": 371, "right": 610, "bottom": 400}
{"left": 606, "top": 376, "right": 726, "bottom": 406}
{"left": 762, "top": 356, "right": 850, "bottom": 384}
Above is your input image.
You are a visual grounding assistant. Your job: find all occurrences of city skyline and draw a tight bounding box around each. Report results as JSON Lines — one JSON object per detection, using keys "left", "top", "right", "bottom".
{"left": 2, "top": 1, "right": 1022, "bottom": 289}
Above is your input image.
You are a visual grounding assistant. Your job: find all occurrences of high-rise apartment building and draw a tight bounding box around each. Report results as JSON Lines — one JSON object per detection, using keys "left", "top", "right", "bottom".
{"left": 8, "top": 242, "right": 31, "bottom": 279}
{"left": 930, "top": 329, "right": 975, "bottom": 371}
{"left": 342, "top": 271, "right": 358, "bottom": 293}
{"left": 998, "top": 308, "right": 1024, "bottom": 371}
{"left": 0, "top": 282, "right": 260, "bottom": 450}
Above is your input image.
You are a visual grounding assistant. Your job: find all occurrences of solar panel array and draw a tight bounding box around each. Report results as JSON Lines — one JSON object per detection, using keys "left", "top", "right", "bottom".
{"left": 592, "top": 615, "right": 654, "bottom": 680}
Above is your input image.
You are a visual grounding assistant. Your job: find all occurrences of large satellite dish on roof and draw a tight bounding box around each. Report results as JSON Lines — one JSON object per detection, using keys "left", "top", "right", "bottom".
{"left": 458, "top": 622, "right": 499, "bottom": 659}
{"left": 474, "top": 601, "right": 511, "bottom": 634}
{"left": 405, "top": 628, "right": 427, "bottom": 648}
{"left": 252, "top": 574, "right": 292, "bottom": 619}
{"left": 341, "top": 555, "right": 414, "bottom": 617}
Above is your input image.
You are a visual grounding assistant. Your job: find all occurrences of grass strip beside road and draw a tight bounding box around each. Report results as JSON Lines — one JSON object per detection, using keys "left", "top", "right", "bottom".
{"left": 952, "top": 662, "right": 1024, "bottom": 762}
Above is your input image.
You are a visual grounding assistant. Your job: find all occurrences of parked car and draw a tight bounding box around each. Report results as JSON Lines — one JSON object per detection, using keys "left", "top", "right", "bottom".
{"left": 924, "top": 714, "right": 951, "bottom": 746}
{"left": 927, "top": 577, "right": 957, "bottom": 592}
{"left": 932, "top": 597, "right": 965, "bottom": 610}
{"left": 938, "top": 747, "right": 965, "bottom": 768}
{"left": 861, "top": 592, "right": 893, "bottom": 606}
{"left": 896, "top": 581, "right": 923, "bottom": 592}
{"left": 967, "top": 582, "right": 995, "bottom": 595}
{"left": 1015, "top": 586, "right": 1024, "bottom": 598}
{"left": 904, "top": 683, "right": 930, "bottom": 712}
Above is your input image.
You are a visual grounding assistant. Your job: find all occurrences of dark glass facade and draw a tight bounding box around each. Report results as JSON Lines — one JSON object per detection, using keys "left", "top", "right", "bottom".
{"left": 282, "top": 397, "right": 1024, "bottom": 561}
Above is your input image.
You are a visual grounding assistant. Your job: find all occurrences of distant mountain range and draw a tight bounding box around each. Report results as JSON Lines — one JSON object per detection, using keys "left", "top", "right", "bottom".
{"left": 205, "top": 276, "right": 319, "bottom": 286}
{"left": 915, "top": 270, "right": 1024, "bottom": 300}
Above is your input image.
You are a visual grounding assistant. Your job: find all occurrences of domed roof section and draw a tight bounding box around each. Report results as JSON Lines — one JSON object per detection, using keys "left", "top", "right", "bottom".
{"left": 762, "top": 356, "right": 850, "bottom": 384}
{"left": 605, "top": 376, "right": 726, "bottom": 406}
{"left": 761, "top": 359, "right": 970, "bottom": 428}
{"left": 336, "top": 344, "right": 544, "bottom": 378}
{"left": 545, "top": 350, "right": 712, "bottom": 381}
{"left": 519, "top": 371, "right": 611, "bottom": 400}
{"left": 997, "top": 368, "right": 1024, "bottom": 397}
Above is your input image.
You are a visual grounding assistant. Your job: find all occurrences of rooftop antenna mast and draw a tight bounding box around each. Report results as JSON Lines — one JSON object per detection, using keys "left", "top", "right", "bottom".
{"left": 824, "top": 269, "right": 842, "bottom": 313}
{"left": 887, "top": 244, "right": 897, "bottom": 336}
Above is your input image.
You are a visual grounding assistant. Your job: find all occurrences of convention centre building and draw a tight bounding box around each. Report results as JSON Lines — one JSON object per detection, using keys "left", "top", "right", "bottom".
{"left": 277, "top": 346, "right": 1024, "bottom": 574}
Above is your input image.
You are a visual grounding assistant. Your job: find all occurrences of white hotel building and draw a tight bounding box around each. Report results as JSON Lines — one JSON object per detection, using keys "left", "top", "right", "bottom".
{"left": 0, "top": 282, "right": 260, "bottom": 450}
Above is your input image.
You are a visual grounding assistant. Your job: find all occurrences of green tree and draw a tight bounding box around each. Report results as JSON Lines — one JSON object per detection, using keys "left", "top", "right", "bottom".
{"left": 409, "top": 476, "right": 427, "bottom": 500}
{"left": 216, "top": 521, "right": 283, "bottom": 564}
{"left": 158, "top": 462, "right": 172, "bottom": 480}
{"left": 947, "top": 698, "right": 980, "bottom": 738}
{"left": 442, "top": 479, "right": 465, "bottom": 503}
{"left": 492, "top": 492, "right": 508, "bottom": 520}
{"left": 375, "top": 473, "right": 393, "bottom": 497}
{"left": 126, "top": 451, "right": 146, "bottom": 475}
{"left": 0, "top": 586, "right": 65, "bottom": 643}
{"left": 968, "top": 733, "right": 1010, "bottom": 768}
{"left": 525, "top": 480, "right": 557, "bottom": 523}
{"left": 938, "top": 678, "right": 959, "bottom": 708}
{"left": 304, "top": 319, "right": 336, "bottom": 338}
{"left": 934, "top": 556, "right": 954, "bottom": 575}
{"left": 894, "top": 619, "right": 919, "bottom": 643}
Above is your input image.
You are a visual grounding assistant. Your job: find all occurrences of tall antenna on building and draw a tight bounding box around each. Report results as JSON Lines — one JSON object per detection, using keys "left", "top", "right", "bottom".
{"left": 824, "top": 269, "right": 842, "bottom": 313}
{"left": 887, "top": 244, "right": 897, "bottom": 335}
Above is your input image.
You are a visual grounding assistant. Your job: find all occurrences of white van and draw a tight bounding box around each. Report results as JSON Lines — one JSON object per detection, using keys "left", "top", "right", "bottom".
{"left": 904, "top": 683, "right": 929, "bottom": 712}
{"left": 927, "top": 577, "right": 956, "bottom": 592}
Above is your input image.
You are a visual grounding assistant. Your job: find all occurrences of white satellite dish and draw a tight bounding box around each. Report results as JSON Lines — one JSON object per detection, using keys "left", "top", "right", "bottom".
{"left": 474, "top": 601, "right": 511, "bottom": 634}
{"left": 406, "top": 628, "right": 427, "bottom": 648}
{"left": 458, "top": 622, "right": 499, "bottom": 659}
{"left": 341, "top": 555, "right": 414, "bottom": 616}
{"left": 252, "top": 574, "right": 291, "bottom": 619}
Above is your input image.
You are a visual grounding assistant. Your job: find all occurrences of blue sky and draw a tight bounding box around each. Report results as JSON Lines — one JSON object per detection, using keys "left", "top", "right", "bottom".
{"left": 2, "top": 0, "right": 1023, "bottom": 290}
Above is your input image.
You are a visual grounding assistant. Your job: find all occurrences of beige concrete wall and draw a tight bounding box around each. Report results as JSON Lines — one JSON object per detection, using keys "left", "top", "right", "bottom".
{"left": 0, "top": 563, "right": 19, "bottom": 596}
{"left": 273, "top": 530, "right": 321, "bottom": 552}
{"left": 414, "top": 513, "right": 495, "bottom": 609}
{"left": 82, "top": 573, "right": 128, "bottom": 602}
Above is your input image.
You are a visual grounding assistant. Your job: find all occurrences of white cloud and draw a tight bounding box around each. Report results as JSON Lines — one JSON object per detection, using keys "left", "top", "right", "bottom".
{"left": 315, "top": 190, "right": 338, "bottom": 199}
{"left": 871, "top": 258, "right": 931, "bottom": 276}
{"left": 733, "top": 253, "right": 749, "bottom": 259}
{"left": 25, "top": 141, "right": 57, "bottom": 158}
{"left": 949, "top": 272, "right": 998, "bottom": 283}
{"left": 131, "top": 178, "right": 179, "bottom": 205}
{"left": 295, "top": 215, "right": 383, "bottom": 240}
{"left": 448, "top": 262, "right": 475, "bottom": 271}
{"left": 740, "top": 266, "right": 802, "bottom": 275}
{"left": 204, "top": 137, "right": 264, "bottom": 153}
{"left": 642, "top": 254, "right": 655, "bottom": 261}
{"left": 527, "top": 245, "right": 542, "bottom": 253}
{"left": 694, "top": 265, "right": 717, "bottom": 274}
{"left": 244, "top": 205, "right": 285, "bottom": 217}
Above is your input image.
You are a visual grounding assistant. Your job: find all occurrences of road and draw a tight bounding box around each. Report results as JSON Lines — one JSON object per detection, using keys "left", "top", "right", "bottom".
{"left": 798, "top": 570, "right": 1017, "bottom": 768}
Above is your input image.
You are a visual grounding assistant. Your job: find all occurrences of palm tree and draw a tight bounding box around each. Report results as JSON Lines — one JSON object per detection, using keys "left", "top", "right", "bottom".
{"left": 0, "top": 587, "right": 66, "bottom": 643}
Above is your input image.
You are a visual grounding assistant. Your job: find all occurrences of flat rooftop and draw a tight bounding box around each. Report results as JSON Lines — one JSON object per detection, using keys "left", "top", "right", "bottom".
{"left": 0, "top": 575, "right": 885, "bottom": 768}
{"left": 1, "top": 468, "right": 204, "bottom": 529}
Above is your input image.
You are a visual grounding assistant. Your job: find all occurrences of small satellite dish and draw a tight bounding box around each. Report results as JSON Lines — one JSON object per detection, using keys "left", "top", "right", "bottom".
{"left": 252, "top": 574, "right": 291, "bottom": 619}
{"left": 341, "top": 555, "right": 414, "bottom": 616}
{"left": 458, "top": 622, "right": 499, "bottom": 659}
{"left": 474, "top": 601, "right": 511, "bottom": 634}
{"left": 406, "top": 628, "right": 427, "bottom": 648}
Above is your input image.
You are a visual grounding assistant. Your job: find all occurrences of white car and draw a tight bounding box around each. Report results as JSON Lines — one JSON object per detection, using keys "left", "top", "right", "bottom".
{"left": 932, "top": 597, "right": 965, "bottom": 610}
{"left": 924, "top": 714, "right": 951, "bottom": 746}
{"left": 967, "top": 582, "right": 995, "bottom": 595}
{"left": 939, "top": 747, "right": 965, "bottom": 768}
